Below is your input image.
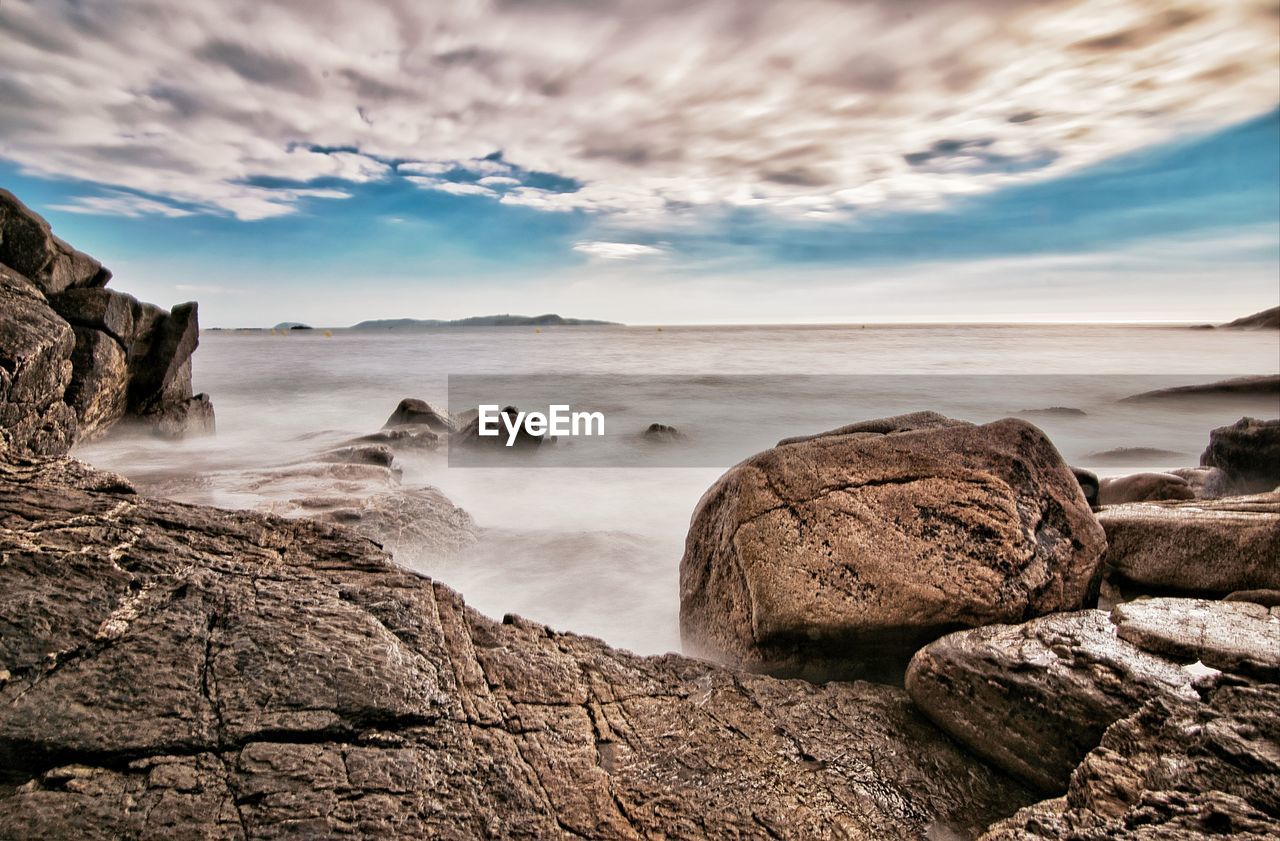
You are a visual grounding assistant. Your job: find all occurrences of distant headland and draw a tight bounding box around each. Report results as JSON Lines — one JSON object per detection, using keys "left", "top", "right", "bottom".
{"left": 207, "top": 314, "right": 622, "bottom": 331}
{"left": 352, "top": 314, "right": 620, "bottom": 329}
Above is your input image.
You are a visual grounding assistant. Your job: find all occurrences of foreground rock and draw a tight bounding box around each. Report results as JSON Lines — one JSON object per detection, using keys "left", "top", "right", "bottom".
{"left": 1097, "top": 472, "right": 1193, "bottom": 505}
{"left": 1099, "top": 493, "right": 1280, "bottom": 595}
{"left": 981, "top": 683, "right": 1280, "bottom": 840}
{"left": 682, "top": 415, "right": 1106, "bottom": 681}
{"left": 0, "top": 451, "right": 1035, "bottom": 839}
{"left": 905, "top": 610, "right": 1201, "bottom": 793}
{"left": 1200, "top": 416, "right": 1280, "bottom": 494}
{"left": 1111, "top": 597, "right": 1280, "bottom": 681}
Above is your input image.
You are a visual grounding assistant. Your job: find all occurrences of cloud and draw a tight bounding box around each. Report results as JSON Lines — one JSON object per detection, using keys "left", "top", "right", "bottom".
{"left": 1, "top": 0, "right": 1275, "bottom": 222}
{"left": 49, "top": 191, "right": 196, "bottom": 218}
{"left": 573, "top": 241, "right": 665, "bottom": 260}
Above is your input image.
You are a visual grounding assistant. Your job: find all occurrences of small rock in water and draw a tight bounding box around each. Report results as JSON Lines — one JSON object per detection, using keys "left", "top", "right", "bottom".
{"left": 382, "top": 398, "right": 452, "bottom": 433}
{"left": 641, "top": 422, "right": 683, "bottom": 442}
{"left": 1098, "top": 472, "right": 1194, "bottom": 505}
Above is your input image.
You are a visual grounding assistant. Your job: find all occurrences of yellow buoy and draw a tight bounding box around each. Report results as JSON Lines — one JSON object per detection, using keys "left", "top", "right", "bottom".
{"left": 323, "top": 330, "right": 333, "bottom": 338}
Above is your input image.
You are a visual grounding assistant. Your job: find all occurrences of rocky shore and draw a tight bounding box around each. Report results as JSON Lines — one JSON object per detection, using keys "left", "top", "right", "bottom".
{"left": 1, "top": 196, "right": 1277, "bottom": 838}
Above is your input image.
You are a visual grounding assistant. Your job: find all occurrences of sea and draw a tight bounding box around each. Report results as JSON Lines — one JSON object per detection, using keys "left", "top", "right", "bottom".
{"left": 75, "top": 323, "right": 1280, "bottom": 656}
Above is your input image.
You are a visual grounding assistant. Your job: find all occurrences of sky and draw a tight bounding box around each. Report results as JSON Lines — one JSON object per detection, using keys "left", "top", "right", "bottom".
{"left": 1, "top": 0, "right": 1277, "bottom": 326}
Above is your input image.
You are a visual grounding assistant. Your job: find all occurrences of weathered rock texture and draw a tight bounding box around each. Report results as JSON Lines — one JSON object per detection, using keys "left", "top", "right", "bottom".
{"left": 681, "top": 416, "right": 1106, "bottom": 681}
{"left": 1098, "top": 493, "right": 1280, "bottom": 595}
{"left": 0, "top": 452, "right": 1036, "bottom": 840}
{"left": 1200, "top": 417, "right": 1280, "bottom": 495}
{"left": 0, "top": 194, "right": 212, "bottom": 448}
{"left": 905, "top": 610, "right": 1201, "bottom": 793}
{"left": 1111, "top": 597, "right": 1280, "bottom": 681}
{"left": 980, "top": 683, "right": 1280, "bottom": 840}
{"left": 0, "top": 264, "right": 78, "bottom": 455}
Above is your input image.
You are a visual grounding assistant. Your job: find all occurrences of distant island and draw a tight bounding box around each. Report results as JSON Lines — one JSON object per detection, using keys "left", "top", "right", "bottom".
{"left": 350, "top": 313, "right": 620, "bottom": 329}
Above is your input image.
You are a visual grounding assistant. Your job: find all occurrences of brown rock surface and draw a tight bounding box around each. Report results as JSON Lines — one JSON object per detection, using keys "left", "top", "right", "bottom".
{"left": 681, "top": 416, "right": 1106, "bottom": 681}
{"left": 1110, "top": 597, "right": 1280, "bottom": 681}
{"left": 0, "top": 452, "right": 1036, "bottom": 839}
{"left": 1099, "top": 493, "right": 1280, "bottom": 594}
{"left": 980, "top": 683, "right": 1280, "bottom": 840}
{"left": 905, "top": 610, "right": 1200, "bottom": 793}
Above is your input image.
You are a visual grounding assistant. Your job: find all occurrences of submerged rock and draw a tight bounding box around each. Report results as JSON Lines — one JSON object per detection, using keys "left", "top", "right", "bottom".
{"left": 0, "top": 452, "right": 1036, "bottom": 839}
{"left": 681, "top": 415, "right": 1106, "bottom": 681}
{"left": 1201, "top": 417, "right": 1280, "bottom": 494}
{"left": 348, "top": 427, "right": 441, "bottom": 451}
{"left": 905, "top": 610, "right": 1200, "bottom": 793}
{"left": 641, "top": 422, "right": 683, "bottom": 442}
{"left": 1097, "top": 472, "right": 1194, "bottom": 505}
{"left": 1099, "top": 493, "right": 1280, "bottom": 595}
{"left": 981, "top": 683, "right": 1280, "bottom": 840}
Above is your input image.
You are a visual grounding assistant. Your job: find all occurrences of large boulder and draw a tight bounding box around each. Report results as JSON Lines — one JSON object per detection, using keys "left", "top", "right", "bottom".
{"left": 681, "top": 415, "right": 1107, "bottom": 681}
{"left": 0, "top": 452, "right": 1038, "bottom": 839}
{"left": 1099, "top": 493, "right": 1280, "bottom": 595}
{"left": 981, "top": 683, "right": 1280, "bottom": 840}
{"left": 1201, "top": 417, "right": 1280, "bottom": 494}
{"left": 905, "top": 610, "right": 1201, "bottom": 793}
{"left": 64, "top": 327, "right": 129, "bottom": 439}
{"left": 0, "top": 189, "right": 110, "bottom": 295}
{"left": 0, "top": 264, "right": 77, "bottom": 455}
{"left": 1097, "top": 472, "right": 1194, "bottom": 505}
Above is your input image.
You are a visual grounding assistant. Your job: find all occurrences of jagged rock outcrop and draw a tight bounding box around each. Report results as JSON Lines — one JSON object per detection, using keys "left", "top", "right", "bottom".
{"left": 0, "top": 189, "right": 111, "bottom": 294}
{"left": 1201, "top": 417, "right": 1280, "bottom": 495}
{"left": 1098, "top": 493, "right": 1280, "bottom": 595}
{"left": 0, "top": 452, "right": 1036, "bottom": 839}
{"left": 0, "top": 264, "right": 78, "bottom": 455}
{"left": 681, "top": 415, "right": 1106, "bottom": 681}
{"left": 980, "top": 683, "right": 1280, "bottom": 840}
{"left": 905, "top": 610, "right": 1202, "bottom": 793}
{"left": 0, "top": 193, "right": 213, "bottom": 448}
